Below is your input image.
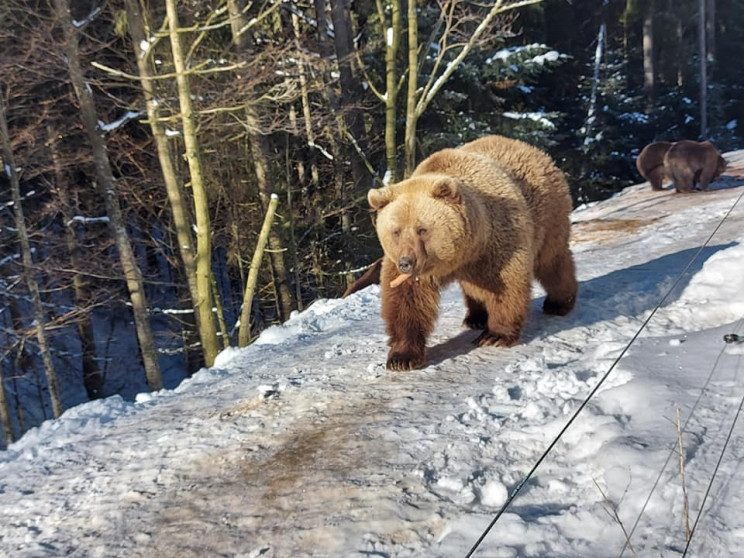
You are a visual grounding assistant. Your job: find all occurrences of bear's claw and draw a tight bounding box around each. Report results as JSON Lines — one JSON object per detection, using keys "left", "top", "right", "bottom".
{"left": 386, "top": 350, "right": 424, "bottom": 371}
{"left": 474, "top": 330, "right": 519, "bottom": 348}
{"left": 463, "top": 314, "right": 488, "bottom": 330}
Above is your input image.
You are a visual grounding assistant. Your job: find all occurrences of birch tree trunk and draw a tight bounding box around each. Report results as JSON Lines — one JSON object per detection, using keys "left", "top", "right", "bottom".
{"left": 238, "top": 195, "right": 279, "bottom": 346}
{"left": 226, "top": 0, "right": 294, "bottom": 323}
{"left": 0, "top": 94, "right": 63, "bottom": 418}
{"left": 164, "top": 0, "right": 220, "bottom": 367}
{"left": 377, "top": 0, "right": 401, "bottom": 183}
{"left": 47, "top": 125, "right": 103, "bottom": 400}
{"left": 54, "top": 0, "right": 163, "bottom": 390}
{"left": 124, "top": 0, "right": 207, "bottom": 368}
{"left": 402, "top": 0, "right": 543, "bottom": 175}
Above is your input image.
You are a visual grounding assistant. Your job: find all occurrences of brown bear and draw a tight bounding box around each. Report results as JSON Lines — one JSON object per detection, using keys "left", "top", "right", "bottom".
{"left": 342, "top": 258, "right": 383, "bottom": 298}
{"left": 663, "top": 140, "right": 727, "bottom": 193}
{"left": 636, "top": 141, "right": 674, "bottom": 191}
{"left": 368, "top": 135, "right": 578, "bottom": 371}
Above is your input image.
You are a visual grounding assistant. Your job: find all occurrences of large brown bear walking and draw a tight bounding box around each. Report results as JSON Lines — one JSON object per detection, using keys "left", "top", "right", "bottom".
{"left": 636, "top": 141, "right": 674, "bottom": 191}
{"left": 663, "top": 140, "right": 727, "bottom": 193}
{"left": 368, "top": 135, "right": 578, "bottom": 371}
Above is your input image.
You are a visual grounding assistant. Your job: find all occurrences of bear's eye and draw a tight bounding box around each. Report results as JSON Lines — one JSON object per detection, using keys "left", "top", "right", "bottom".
{"left": 392, "top": 228, "right": 401, "bottom": 238}
{"left": 417, "top": 227, "right": 428, "bottom": 236}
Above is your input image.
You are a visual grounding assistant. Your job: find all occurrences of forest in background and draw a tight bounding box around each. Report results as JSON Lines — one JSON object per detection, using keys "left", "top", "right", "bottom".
{"left": 1, "top": 0, "right": 742, "bottom": 445}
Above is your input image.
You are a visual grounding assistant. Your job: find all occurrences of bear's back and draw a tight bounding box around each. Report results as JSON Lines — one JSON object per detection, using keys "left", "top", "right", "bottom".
{"left": 456, "top": 135, "right": 572, "bottom": 253}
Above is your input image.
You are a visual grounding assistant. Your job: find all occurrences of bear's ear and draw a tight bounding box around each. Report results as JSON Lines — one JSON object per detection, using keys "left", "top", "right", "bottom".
{"left": 368, "top": 187, "right": 393, "bottom": 211}
{"left": 430, "top": 177, "right": 462, "bottom": 204}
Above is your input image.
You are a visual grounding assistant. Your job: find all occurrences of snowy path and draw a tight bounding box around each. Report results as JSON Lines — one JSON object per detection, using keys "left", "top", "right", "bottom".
{"left": 1, "top": 154, "right": 744, "bottom": 557}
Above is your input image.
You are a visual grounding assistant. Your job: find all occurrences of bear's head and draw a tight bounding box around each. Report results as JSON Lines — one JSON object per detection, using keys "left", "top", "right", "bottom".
{"left": 368, "top": 175, "right": 471, "bottom": 278}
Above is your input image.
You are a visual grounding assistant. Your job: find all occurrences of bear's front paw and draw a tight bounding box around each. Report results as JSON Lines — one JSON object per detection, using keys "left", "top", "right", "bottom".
{"left": 543, "top": 295, "right": 575, "bottom": 316}
{"left": 386, "top": 350, "right": 425, "bottom": 371}
{"left": 463, "top": 314, "right": 487, "bottom": 330}
{"left": 474, "top": 330, "right": 520, "bottom": 348}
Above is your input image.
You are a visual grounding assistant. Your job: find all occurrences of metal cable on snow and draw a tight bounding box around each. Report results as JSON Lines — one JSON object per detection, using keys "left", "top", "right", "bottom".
{"left": 465, "top": 189, "right": 744, "bottom": 558}
{"left": 682, "top": 326, "right": 744, "bottom": 556}
{"left": 618, "top": 317, "right": 744, "bottom": 557}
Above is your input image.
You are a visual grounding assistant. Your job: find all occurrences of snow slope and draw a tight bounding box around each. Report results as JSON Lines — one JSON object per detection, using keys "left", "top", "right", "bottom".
{"left": 2, "top": 153, "right": 744, "bottom": 558}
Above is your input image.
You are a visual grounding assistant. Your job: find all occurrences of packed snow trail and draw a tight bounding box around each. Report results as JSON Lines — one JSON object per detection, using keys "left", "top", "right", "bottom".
{"left": 0, "top": 153, "right": 743, "bottom": 557}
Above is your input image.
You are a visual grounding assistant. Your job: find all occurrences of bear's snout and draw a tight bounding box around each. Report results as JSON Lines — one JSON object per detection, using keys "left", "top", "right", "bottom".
{"left": 398, "top": 256, "right": 415, "bottom": 274}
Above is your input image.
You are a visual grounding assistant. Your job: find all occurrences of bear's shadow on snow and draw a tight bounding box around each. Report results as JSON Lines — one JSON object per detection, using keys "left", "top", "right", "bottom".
{"left": 425, "top": 242, "right": 737, "bottom": 366}
{"left": 529, "top": 241, "right": 738, "bottom": 342}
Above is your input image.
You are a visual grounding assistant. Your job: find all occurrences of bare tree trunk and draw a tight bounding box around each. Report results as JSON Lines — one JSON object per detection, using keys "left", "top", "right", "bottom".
{"left": 7, "top": 296, "right": 43, "bottom": 423}
{"left": 226, "top": 0, "right": 294, "bottom": 322}
{"left": 642, "top": 1, "right": 655, "bottom": 109}
{"left": 238, "top": 195, "right": 279, "bottom": 347}
{"left": 676, "top": 10, "right": 685, "bottom": 87}
{"left": 210, "top": 272, "right": 230, "bottom": 349}
{"left": 403, "top": 0, "right": 544, "bottom": 175}
{"left": 48, "top": 125, "right": 103, "bottom": 400}
{"left": 291, "top": 12, "right": 319, "bottom": 186}
{"left": 124, "top": 0, "right": 206, "bottom": 369}
{"left": 54, "top": 0, "right": 163, "bottom": 390}
{"left": 0, "top": 362, "right": 12, "bottom": 444}
{"left": 329, "top": 0, "right": 372, "bottom": 195}
{"left": 404, "top": 0, "right": 419, "bottom": 176}
{"left": 706, "top": 0, "right": 716, "bottom": 71}
{"left": 164, "top": 0, "right": 221, "bottom": 367}
{"left": 377, "top": 0, "right": 401, "bottom": 183}
{"left": 699, "top": 0, "right": 708, "bottom": 137}
{"left": 0, "top": 95, "right": 63, "bottom": 418}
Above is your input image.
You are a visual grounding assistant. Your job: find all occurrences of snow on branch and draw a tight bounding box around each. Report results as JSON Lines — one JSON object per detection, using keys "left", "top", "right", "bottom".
{"left": 98, "top": 111, "right": 145, "bottom": 133}
{"left": 0, "top": 189, "right": 36, "bottom": 213}
{"left": 66, "top": 216, "right": 111, "bottom": 227}
{"left": 73, "top": 5, "right": 102, "bottom": 28}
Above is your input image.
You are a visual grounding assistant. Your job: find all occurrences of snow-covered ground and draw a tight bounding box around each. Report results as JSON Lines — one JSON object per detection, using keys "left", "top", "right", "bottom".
{"left": 2, "top": 153, "right": 744, "bottom": 558}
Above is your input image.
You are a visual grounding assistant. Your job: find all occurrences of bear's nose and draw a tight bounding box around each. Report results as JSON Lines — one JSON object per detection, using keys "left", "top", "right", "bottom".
{"left": 398, "top": 257, "right": 414, "bottom": 274}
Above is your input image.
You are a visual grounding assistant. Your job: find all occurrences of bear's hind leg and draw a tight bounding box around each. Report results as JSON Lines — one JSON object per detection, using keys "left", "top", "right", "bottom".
{"left": 649, "top": 167, "right": 665, "bottom": 191}
{"left": 463, "top": 296, "right": 488, "bottom": 330}
{"left": 381, "top": 259, "right": 441, "bottom": 371}
{"left": 670, "top": 168, "right": 695, "bottom": 193}
{"left": 536, "top": 248, "right": 578, "bottom": 316}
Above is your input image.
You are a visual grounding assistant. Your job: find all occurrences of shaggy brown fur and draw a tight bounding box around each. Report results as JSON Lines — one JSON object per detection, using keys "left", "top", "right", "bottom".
{"left": 342, "top": 258, "right": 383, "bottom": 298}
{"left": 636, "top": 141, "right": 674, "bottom": 191}
{"left": 368, "top": 135, "right": 578, "bottom": 371}
{"left": 664, "top": 140, "right": 727, "bottom": 193}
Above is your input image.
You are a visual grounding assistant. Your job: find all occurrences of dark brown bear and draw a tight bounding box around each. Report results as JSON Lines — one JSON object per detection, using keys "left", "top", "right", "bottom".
{"left": 636, "top": 141, "right": 674, "bottom": 191}
{"left": 367, "top": 135, "right": 578, "bottom": 371}
{"left": 342, "top": 258, "right": 383, "bottom": 298}
{"left": 663, "top": 140, "right": 727, "bottom": 193}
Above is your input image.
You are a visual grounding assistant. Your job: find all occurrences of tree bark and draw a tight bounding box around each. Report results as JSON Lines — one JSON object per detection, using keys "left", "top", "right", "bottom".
{"left": 404, "top": 0, "right": 418, "bottom": 176}
{"left": 403, "top": 0, "right": 544, "bottom": 175}
{"left": 0, "top": 94, "right": 63, "bottom": 418}
{"left": 706, "top": 0, "right": 715, "bottom": 75}
{"left": 329, "top": 0, "right": 372, "bottom": 195}
{"left": 54, "top": 0, "right": 163, "bottom": 390}
{"left": 227, "top": 0, "right": 294, "bottom": 323}
{"left": 164, "top": 0, "right": 221, "bottom": 367}
{"left": 124, "top": 0, "right": 206, "bottom": 370}
{"left": 642, "top": 0, "right": 655, "bottom": 108}
{"left": 47, "top": 125, "right": 103, "bottom": 400}
{"left": 238, "top": 195, "right": 279, "bottom": 346}
{"left": 377, "top": 0, "right": 401, "bottom": 183}
{"left": 699, "top": 0, "right": 707, "bottom": 137}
